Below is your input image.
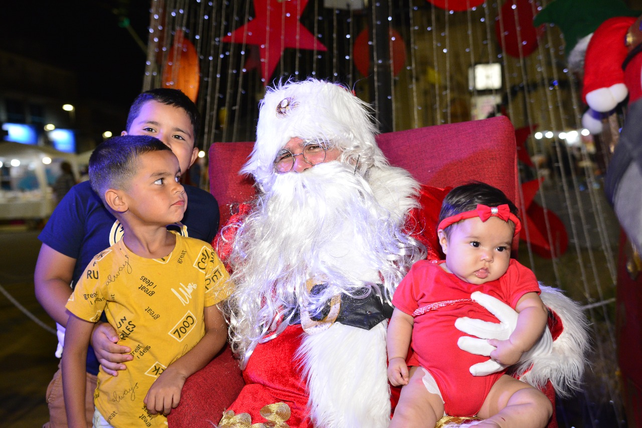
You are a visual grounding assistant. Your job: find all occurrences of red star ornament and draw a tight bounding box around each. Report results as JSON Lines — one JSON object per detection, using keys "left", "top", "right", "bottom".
{"left": 222, "top": 0, "right": 327, "bottom": 84}
{"left": 515, "top": 124, "right": 537, "bottom": 167}
{"left": 519, "top": 178, "right": 568, "bottom": 258}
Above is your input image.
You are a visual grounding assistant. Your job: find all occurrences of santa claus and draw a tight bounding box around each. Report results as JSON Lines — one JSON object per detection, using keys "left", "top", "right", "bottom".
{"left": 215, "top": 79, "right": 588, "bottom": 428}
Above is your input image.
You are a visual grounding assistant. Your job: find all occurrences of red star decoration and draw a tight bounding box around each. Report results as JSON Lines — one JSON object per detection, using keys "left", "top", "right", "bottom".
{"left": 222, "top": 0, "right": 327, "bottom": 85}
{"left": 519, "top": 178, "right": 568, "bottom": 258}
{"left": 515, "top": 124, "right": 537, "bottom": 167}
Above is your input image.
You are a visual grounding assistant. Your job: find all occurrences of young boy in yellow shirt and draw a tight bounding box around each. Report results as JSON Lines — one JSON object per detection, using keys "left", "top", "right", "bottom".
{"left": 61, "top": 135, "right": 231, "bottom": 427}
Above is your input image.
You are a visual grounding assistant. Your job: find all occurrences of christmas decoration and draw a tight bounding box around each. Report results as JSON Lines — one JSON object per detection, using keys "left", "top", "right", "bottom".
{"left": 533, "top": 0, "right": 640, "bottom": 133}
{"left": 495, "top": 0, "right": 542, "bottom": 58}
{"left": 426, "top": 0, "right": 484, "bottom": 12}
{"left": 163, "top": 30, "right": 200, "bottom": 103}
{"left": 353, "top": 27, "right": 406, "bottom": 77}
{"left": 222, "top": 0, "right": 327, "bottom": 84}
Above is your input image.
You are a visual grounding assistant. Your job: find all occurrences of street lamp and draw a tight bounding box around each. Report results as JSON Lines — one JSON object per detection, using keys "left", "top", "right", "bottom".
{"left": 62, "top": 104, "right": 75, "bottom": 126}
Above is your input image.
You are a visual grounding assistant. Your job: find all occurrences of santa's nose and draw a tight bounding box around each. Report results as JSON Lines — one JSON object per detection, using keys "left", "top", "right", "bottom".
{"left": 292, "top": 153, "right": 313, "bottom": 173}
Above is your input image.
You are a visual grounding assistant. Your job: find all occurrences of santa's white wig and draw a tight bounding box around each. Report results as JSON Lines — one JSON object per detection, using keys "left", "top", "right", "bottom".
{"left": 242, "top": 78, "right": 389, "bottom": 191}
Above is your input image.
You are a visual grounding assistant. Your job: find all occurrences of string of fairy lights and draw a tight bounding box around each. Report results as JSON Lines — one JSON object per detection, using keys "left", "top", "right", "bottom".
{"left": 142, "top": 1, "right": 624, "bottom": 425}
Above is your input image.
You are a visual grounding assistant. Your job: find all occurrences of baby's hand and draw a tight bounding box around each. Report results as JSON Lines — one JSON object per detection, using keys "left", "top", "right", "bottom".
{"left": 144, "top": 367, "right": 187, "bottom": 415}
{"left": 387, "top": 357, "right": 409, "bottom": 386}
{"left": 488, "top": 338, "right": 522, "bottom": 366}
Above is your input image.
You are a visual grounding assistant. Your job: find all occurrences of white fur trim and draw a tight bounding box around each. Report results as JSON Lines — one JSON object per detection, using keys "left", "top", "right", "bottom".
{"left": 582, "top": 110, "right": 604, "bottom": 134}
{"left": 513, "top": 285, "right": 589, "bottom": 397}
{"left": 298, "top": 322, "right": 391, "bottom": 428}
{"left": 368, "top": 165, "right": 421, "bottom": 226}
{"left": 586, "top": 84, "right": 629, "bottom": 113}
{"left": 568, "top": 34, "right": 592, "bottom": 73}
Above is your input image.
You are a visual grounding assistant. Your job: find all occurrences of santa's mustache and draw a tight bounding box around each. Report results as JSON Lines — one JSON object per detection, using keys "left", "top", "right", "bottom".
{"left": 267, "top": 161, "right": 369, "bottom": 203}
{"left": 259, "top": 162, "right": 379, "bottom": 245}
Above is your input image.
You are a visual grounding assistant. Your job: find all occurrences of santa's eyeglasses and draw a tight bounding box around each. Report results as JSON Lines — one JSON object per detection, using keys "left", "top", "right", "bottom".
{"left": 273, "top": 140, "right": 329, "bottom": 173}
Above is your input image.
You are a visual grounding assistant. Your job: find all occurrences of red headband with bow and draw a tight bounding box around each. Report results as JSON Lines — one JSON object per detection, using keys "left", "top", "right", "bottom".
{"left": 438, "top": 204, "right": 522, "bottom": 236}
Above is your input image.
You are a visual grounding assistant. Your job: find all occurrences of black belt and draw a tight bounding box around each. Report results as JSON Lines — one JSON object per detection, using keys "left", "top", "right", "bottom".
{"left": 290, "top": 284, "right": 393, "bottom": 330}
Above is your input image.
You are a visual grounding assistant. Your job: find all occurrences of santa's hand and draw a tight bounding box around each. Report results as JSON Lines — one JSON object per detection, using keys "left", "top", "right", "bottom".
{"left": 455, "top": 291, "right": 517, "bottom": 376}
{"left": 455, "top": 292, "right": 518, "bottom": 340}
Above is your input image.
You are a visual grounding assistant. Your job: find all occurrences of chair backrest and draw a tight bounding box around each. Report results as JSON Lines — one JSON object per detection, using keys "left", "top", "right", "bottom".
{"left": 209, "top": 115, "right": 517, "bottom": 226}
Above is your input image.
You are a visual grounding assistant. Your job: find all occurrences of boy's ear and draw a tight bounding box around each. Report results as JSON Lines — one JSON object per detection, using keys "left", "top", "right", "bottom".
{"left": 104, "top": 189, "right": 128, "bottom": 213}
{"left": 189, "top": 146, "right": 199, "bottom": 168}
{"left": 437, "top": 229, "right": 448, "bottom": 255}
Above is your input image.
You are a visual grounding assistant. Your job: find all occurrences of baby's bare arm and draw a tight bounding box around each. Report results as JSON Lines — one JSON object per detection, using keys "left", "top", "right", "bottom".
{"left": 490, "top": 293, "right": 548, "bottom": 365}
{"left": 387, "top": 308, "right": 414, "bottom": 386}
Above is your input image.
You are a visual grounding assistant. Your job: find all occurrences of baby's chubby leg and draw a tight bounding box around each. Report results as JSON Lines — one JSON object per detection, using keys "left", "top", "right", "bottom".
{"left": 476, "top": 375, "right": 553, "bottom": 428}
{"left": 390, "top": 366, "right": 445, "bottom": 428}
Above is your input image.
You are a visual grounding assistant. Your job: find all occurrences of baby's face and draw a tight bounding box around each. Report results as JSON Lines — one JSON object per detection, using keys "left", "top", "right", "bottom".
{"left": 438, "top": 216, "right": 514, "bottom": 284}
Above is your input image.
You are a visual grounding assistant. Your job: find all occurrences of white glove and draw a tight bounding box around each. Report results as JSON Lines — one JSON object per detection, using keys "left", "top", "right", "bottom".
{"left": 455, "top": 291, "right": 518, "bottom": 376}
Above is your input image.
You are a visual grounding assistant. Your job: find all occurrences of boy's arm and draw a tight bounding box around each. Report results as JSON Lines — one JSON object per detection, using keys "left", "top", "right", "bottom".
{"left": 489, "top": 292, "right": 548, "bottom": 366}
{"left": 34, "top": 244, "right": 75, "bottom": 326}
{"left": 61, "top": 313, "right": 95, "bottom": 428}
{"left": 144, "top": 304, "right": 228, "bottom": 415}
{"left": 387, "top": 308, "right": 414, "bottom": 386}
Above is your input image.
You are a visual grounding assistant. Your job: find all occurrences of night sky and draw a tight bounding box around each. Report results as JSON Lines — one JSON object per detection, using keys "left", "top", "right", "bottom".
{"left": 1, "top": 0, "right": 150, "bottom": 108}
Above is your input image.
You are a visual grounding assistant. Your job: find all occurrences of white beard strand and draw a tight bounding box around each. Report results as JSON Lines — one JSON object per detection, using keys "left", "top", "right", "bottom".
{"left": 227, "top": 162, "right": 423, "bottom": 365}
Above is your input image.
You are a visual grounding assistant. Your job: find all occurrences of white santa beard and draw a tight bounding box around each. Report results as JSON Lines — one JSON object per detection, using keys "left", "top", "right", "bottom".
{"left": 228, "top": 162, "right": 419, "bottom": 362}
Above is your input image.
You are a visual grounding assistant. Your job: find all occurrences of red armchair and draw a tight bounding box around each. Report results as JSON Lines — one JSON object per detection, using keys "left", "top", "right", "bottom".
{"left": 168, "top": 116, "right": 519, "bottom": 427}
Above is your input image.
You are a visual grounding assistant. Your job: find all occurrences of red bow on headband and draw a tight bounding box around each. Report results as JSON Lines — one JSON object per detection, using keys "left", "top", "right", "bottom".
{"left": 476, "top": 204, "right": 510, "bottom": 222}
{"left": 437, "top": 203, "right": 522, "bottom": 237}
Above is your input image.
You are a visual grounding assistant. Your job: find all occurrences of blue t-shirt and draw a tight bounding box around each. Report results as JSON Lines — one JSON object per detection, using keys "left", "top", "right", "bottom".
{"left": 38, "top": 180, "right": 220, "bottom": 374}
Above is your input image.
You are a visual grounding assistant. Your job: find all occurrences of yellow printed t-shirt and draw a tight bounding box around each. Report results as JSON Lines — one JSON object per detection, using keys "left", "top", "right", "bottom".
{"left": 66, "top": 233, "right": 231, "bottom": 427}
